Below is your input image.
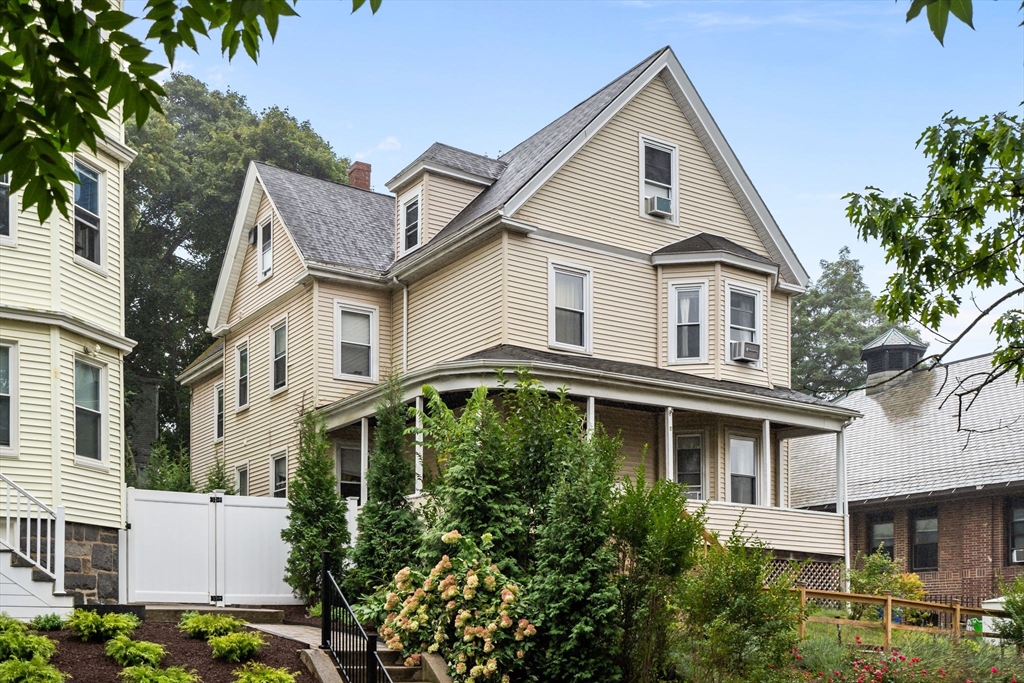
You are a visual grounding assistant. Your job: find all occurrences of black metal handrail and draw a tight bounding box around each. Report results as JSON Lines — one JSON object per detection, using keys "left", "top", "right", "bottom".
{"left": 321, "top": 552, "right": 394, "bottom": 683}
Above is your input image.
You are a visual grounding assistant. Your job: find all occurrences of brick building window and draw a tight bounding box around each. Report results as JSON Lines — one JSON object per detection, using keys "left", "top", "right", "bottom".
{"left": 1008, "top": 497, "right": 1024, "bottom": 564}
{"left": 868, "top": 512, "right": 895, "bottom": 559}
{"left": 911, "top": 507, "right": 938, "bottom": 571}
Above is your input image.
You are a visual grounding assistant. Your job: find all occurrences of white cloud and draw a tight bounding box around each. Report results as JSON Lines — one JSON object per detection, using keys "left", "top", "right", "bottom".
{"left": 354, "top": 136, "right": 402, "bottom": 160}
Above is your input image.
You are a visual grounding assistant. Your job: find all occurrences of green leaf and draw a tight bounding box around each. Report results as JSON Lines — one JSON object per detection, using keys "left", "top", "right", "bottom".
{"left": 926, "top": 0, "right": 950, "bottom": 44}
{"left": 369, "top": 0, "right": 382, "bottom": 12}
{"left": 94, "top": 10, "right": 134, "bottom": 31}
{"left": 948, "top": 0, "right": 974, "bottom": 28}
{"left": 905, "top": 0, "right": 932, "bottom": 22}
{"left": 352, "top": 0, "right": 367, "bottom": 11}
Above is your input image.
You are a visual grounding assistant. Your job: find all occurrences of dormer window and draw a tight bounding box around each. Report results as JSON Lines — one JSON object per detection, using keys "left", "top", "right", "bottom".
{"left": 404, "top": 197, "right": 420, "bottom": 252}
{"left": 640, "top": 135, "right": 677, "bottom": 222}
{"left": 259, "top": 219, "right": 273, "bottom": 278}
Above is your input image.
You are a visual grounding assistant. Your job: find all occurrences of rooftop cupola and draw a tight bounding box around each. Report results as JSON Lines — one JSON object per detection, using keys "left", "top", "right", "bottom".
{"left": 861, "top": 329, "right": 927, "bottom": 395}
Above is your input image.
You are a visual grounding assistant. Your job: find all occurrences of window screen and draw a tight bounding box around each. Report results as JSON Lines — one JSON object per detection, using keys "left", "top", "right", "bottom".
{"left": 677, "top": 434, "right": 703, "bottom": 500}
{"left": 75, "top": 360, "right": 101, "bottom": 459}
{"left": 554, "top": 270, "right": 586, "bottom": 348}
{"left": 339, "top": 310, "right": 372, "bottom": 377}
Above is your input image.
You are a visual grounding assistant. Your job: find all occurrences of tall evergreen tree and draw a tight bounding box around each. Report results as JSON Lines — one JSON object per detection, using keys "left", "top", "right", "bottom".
{"left": 201, "top": 456, "right": 236, "bottom": 495}
{"left": 345, "top": 376, "right": 422, "bottom": 598}
{"left": 281, "top": 410, "right": 350, "bottom": 603}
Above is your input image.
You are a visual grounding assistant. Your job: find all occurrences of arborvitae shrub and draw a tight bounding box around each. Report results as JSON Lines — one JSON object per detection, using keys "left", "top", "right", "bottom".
{"left": 202, "top": 456, "right": 236, "bottom": 495}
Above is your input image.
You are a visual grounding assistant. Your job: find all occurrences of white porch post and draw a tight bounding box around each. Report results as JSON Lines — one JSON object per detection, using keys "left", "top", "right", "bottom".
{"left": 762, "top": 419, "right": 772, "bottom": 507}
{"left": 586, "top": 397, "right": 595, "bottom": 441}
{"left": 414, "top": 396, "right": 424, "bottom": 494}
{"left": 359, "top": 417, "right": 369, "bottom": 506}
{"left": 664, "top": 407, "right": 674, "bottom": 482}
{"left": 837, "top": 425, "right": 850, "bottom": 588}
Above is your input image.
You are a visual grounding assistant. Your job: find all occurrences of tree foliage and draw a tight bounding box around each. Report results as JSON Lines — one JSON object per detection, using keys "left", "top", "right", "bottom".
{"left": 345, "top": 375, "right": 422, "bottom": 599}
{"left": 994, "top": 574, "right": 1024, "bottom": 649}
{"left": 0, "top": 0, "right": 377, "bottom": 223}
{"left": 846, "top": 112, "right": 1024, "bottom": 407}
{"left": 201, "top": 456, "right": 236, "bottom": 495}
{"left": 280, "top": 410, "right": 349, "bottom": 603}
{"left": 125, "top": 73, "right": 349, "bottom": 445}
{"left": 791, "top": 247, "right": 919, "bottom": 398}
{"left": 142, "top": 441, "right": 195, "bottom": 492}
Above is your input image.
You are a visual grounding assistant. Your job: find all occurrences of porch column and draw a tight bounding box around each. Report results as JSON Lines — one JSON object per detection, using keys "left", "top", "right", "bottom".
{"left": 762, "top": 419, "right": 772, "bottom": 507}
{"left": 414, "top": 396, "right": 424, "bottom": 494}
{"left": 837, "top": 425, "right": 850, "bottom": 586}
{"left": 360, "top": 417, "right": 369, "bottom": 506}
{"left": 664, "top": 407, "right": 674, "bottom": 482}
{"left": 585, "top": 397, "right": 595, "bottom": 441}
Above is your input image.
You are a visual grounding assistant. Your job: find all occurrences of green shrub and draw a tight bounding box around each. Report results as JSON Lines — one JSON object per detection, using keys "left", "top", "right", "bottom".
{"left": 995, "top": 574, "right": 1024, "bottom": 649}
{"left": 0, "top": 630, "right": 56, "bottom": 662}
{"left": 105, "top": 634, "right": 166, "bottom": 667}
{"left": 27, "top": 615, "right": 63, "bottom": 632}
{"left": 232, "top": 662, "right": 298, "bottom": 683}
{"left": 209, "top": 631, "right": 265, "bottom": 663}
{"left": 143, "top": 441, "right": 195, "bottom": 492}
{"left": 0, "top": 615, "right": 26, "bottom": 634}
{"left": 65, "top": 609, "right": 139, "bottom": 641}
{"left": 202, "top": 456, "right": 236, "bottom": 495}
{"left": 794, "top": 636, "right": 849, "bottom": 677}
{"left": 0, "top": 656, "right": 66, "bottom": 683}
{"left": 119, "top": 666, "right": 201, "bottom": 683}
{"left": 846, "top": 549, "right": 926, "bottom": 620}
{"left": 177, "top": 611, "right": 245, "bottom": 639}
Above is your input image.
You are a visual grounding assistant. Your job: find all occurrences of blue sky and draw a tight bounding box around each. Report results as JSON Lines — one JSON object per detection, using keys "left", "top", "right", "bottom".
{"left": 130, "top": 0, "right": 1024, "bottom": 359}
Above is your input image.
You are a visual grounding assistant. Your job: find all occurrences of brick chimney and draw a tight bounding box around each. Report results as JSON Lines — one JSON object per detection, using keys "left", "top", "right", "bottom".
{"left": 349, "top": 162, "right": 371, "bottom": 190}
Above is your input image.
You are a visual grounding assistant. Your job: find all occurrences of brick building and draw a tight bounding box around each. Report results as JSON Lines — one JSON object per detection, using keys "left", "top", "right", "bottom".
{"left": 790, "top": 332, "right": 1024, "bottom": 603}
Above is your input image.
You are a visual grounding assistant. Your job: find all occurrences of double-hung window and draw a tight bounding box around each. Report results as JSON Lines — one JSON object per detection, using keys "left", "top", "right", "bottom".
{"left": 236, "top": 343, "right": 248, "bottom": 409}
{"left": 236, "top": 465, "right": 249, "bottom": 496}
{"left": 214, "top": 383, "right": 224, "bottom": 442}
{"left": 272, "top": 454, "right": 287, "bottom": 498}
{"left": 0, "top": 173, "right": 10, "bottom": 239}
{"left": 259, "top": 220, "right": 273, "bottom": 278}
{"left": 336, "top": 443, "right": 362, "bottom": 503}
{"left": 727, "top": 285, "right": 761, "bottom": 365}
{"left": 1008, "top": 498, "right": 1024, "bottom": 564}
{"left": 911, "top": 507, "right": 939, "bottom": 571}
{"left": 669, "top": 282, "right": 706, "bottom": 363}
{"left": 403, "top": 197, "right": 420, "bottom": 252}
{"left": 868, "top": 512, "right": 895, "bottom": 559}
{"left": 0, "top": 344, "right": 13, "bottom": 451}
{"left": 336, "top": 304, "right": 375, "bottom": 380}
{"left": 729, "top": 435, "right": 757, "bottom": 505}
{"left": 271, "top": 321, "right": 287, "bottom": 392}
{"left": 550, "top": 263, "right": 591, "bottom": 352}
{"left": 74, "top": 359, "right": 102, "bottom": 460}
{"left": 641, "top": 136, "right": 676, "bottom": 220}
{"left": 74, "top": 162, "right": 101, "bottom": 265}
{"left": 677, "top": 434, "right": 704, "bottom": 500}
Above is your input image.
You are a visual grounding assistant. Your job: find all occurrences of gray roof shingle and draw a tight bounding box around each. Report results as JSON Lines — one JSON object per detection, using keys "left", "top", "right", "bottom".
{"left": 390, "top": 143, "right": 506, "bottom": 184}
{"left": 862, "top": 328, "right": 926, "bottom": 351}
{"left": 653, "top": 232, "right": 776, "bottom": 265}
{"left": 789, "top": 354, "right": 1024, "bottom": 508}
{"left": 255, "top": 162, "right": 394, "bottom": 272}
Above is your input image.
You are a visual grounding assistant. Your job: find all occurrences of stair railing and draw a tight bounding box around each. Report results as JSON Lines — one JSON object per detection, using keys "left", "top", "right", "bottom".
{"left": 320, "top": 552, "right": 393, "bottom": 683}
{"left": 0, "top": 473, "right": 65, "bottom": 594}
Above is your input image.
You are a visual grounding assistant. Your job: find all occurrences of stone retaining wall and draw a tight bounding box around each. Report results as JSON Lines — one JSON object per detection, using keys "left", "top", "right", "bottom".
{"left": 64, "top": 521, "right": 119, "bottom": 605}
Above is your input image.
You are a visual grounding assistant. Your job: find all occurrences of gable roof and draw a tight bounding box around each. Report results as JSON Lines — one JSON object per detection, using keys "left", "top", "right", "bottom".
{"left": 653, "top": 232, "right": 775, "bottom": 265}
{"left": 789, "top": 354, "right": 1024, "bottom": 508}
{"left": 388, "top": 143, "right": 506, "bottom": 187}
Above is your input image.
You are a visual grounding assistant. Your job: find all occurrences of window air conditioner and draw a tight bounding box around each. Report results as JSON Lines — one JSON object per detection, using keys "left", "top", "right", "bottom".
{"left": 645, "top": 195, "right": 672, "bottom": 218}
{"left": 1011, "top": 548, "right": 1024, "bottom": 564}
{"left": 248, "top": 227, "right": 258, "bottom": 246}
{"left": 730, "top": 341, "right": 761, "bottom": 363}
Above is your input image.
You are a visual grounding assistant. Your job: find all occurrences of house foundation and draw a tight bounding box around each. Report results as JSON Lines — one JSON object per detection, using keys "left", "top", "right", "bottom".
{"left": 64, "top": 521, "right": 120, "bottom": 605}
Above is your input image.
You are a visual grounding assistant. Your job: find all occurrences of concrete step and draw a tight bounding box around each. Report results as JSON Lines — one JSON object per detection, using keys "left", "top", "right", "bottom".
{"left": 377, "top": 649, "right": 402, "bottom": 666}
{"left": 142, "top": 604, "right": 285, "bottom": 624}
{"left": 384, "top": 664, "right": 422, "bottom": 682}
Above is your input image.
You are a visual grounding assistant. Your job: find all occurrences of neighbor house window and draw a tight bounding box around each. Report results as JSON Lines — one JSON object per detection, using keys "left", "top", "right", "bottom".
{"left": 677, "top": 434, "right": 704, "bottom": 500}
{"left": 403, "top": 197, "right": 420, "bottom": 252}
{"left": 549, "top": 263, "right": 591, "bottom": 352}
{"left": 214, "top": 383, "right": 224, "bottom": 442}
{"left": 272, "top": 454, "right": 287, "bottom": 498}
{"left": 74, "top": 359, "right": 102, "bottom": 460}
{"left": 74, "top": 161, "right": 101, "bottom": 265}
{"left": 271, "top": 320, "right": 287, "bottom": 391}
{"left": 236, "top": 343, "right": 248, "bottom": 409}
{"left": 336, "top": 443, "right": 362, "bottom": 503}
{"left": 1008, "top": 498, "right": 1024, "bottom": 564}
{"left": 236, "top": 465, "right": 248, "bottom": 496}
{"left": 868, "top": 512, "right": 895, "bottom": 559}
{"left": 669, "top": 282, "right": 706, "bottom": 363}
{"left": 729, "top": 435, "right": 757, "bottom": 505}
{"left": 259, "top": 219, "right": 272, "bottom": 278}
{"left": 641, "top": 136, "right": 676, "bottom": 219}
{"left": 0, "top": 344, "right": 13, "bottom": 450}
{"left": 0, "top": 173, "right": 10, "bottom": 238}
{"left": 336, "top": 304, "right": 375, "bottom": 380}
{"left": 911, "top": 507, "right": 939, "bottom": 571}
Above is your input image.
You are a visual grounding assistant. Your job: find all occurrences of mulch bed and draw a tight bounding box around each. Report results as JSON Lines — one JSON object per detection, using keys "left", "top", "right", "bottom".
{"left": 279, "top": 605, "right": 319, "bottom": 627}
{"left": 49, "top": 622, "right": 311, "bottom": 683}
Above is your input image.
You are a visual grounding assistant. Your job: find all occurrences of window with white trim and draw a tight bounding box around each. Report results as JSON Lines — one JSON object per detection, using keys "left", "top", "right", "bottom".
{"left": 214, "top": 383, "right": 224, "bottom": 441}
{"left": 74, "top": 359, "right": 103, "bottom": 460}
{"left": 729, "top": 435, "right": 757, "bottom": 505}
{"left": 336, "top": 304, "right": 375, "bottom": 379}
{"left": 336, "top": 442, "right": 362, "bottom": 503}
{"left": 236, "top": 343, "right": 249, "bottom": 409}
{"left": 258, "top": 219, "right": 273, "bottom": 278}
{"left": 641, "top": 136, "right": 677, "bottom": 220}
{"left": 0, "top": 343, "right": 13, "bottom": 450}
{"left": 271, "top": 321, "right": 287, "bottom": 391}
{"left": 236, "top": 464, "right": 249, "bottom": 496}
{"left": 677, "top": 433, "right": 704, "bottom": 500}
{"left": 728, "top": 289, "right": 758, "bottom": 344}
{"left": 669, "top": 282, "right": 706, "bottom": 363}
{"left": 550, "top": 263, "right": 591, "bottom": 352}
{"left": 0, "top": 173, "right": 10, "bottom": 238}
{"left": 74, "top": 161, "right": 101, "bottom": 265}
{"left": 403, "top": 197, "right": 420, "bottom": 252}
{"left": 272, "top": 454, "right": 287, "bottom": 498}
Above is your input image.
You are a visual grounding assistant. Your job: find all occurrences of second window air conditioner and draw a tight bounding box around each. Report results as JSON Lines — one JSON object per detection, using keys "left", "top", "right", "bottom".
{"left": 645, "top": 195, "right": 672, "bottom": 218}
{"left": 1011, "top": 548, "right": 1024, "bottom": 564}
{"left": 730, "top": 341, "right": 761, "bottom": 363}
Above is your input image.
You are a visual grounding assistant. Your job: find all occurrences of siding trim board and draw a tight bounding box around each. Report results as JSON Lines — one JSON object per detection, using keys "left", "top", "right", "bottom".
{"left": 0, "top": 307, "right": 134, "bottom": 352}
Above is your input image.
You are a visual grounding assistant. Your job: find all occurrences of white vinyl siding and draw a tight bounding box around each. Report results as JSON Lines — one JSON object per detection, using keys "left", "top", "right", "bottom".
{"left": 74, "top": 358, "right": 103, "bottom": 461}
{"left": 335, "top": 302, "right": 376, "bottom": 382}
{"left": 548, "top": 261, "right": 593, "bottom": 354}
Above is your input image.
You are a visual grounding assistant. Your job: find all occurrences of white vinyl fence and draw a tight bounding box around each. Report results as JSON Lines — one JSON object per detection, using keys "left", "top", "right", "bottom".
{"left": 125, "top": 488, "right": 301, "bottom": 605}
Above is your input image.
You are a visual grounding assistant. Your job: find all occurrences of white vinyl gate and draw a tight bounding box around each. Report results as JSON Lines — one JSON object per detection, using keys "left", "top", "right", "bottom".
{"left": 125, "top": 488, "right": 301, "bottom": 605}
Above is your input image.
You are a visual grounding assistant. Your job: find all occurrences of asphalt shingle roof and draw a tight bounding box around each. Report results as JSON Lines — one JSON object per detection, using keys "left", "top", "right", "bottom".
{"left": 789, "top": 354, "right": 1024, "bottom": 508}
{"left": 653, "top": 232, "right": 776, "bottom": 265}
{"left": 255, "top": 162, "right": 394, "bottom": 272}
{"left": 392, "top": 143, "right": 506, "bottom": 183}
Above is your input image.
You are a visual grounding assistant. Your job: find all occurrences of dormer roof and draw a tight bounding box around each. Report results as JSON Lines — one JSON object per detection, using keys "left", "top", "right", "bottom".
{"left": 387, "top": 143, "right": 506, "bottom": 190}
{"left": 652, "top": 232, "right": 775, "bottom": 264}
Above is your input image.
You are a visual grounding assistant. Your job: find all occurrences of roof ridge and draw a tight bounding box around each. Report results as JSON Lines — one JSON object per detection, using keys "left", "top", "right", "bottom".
{"left": 431, "top": 142, "right": 506, "bottom": 165}
{"left": 254, "top": 160, "right": 394, "bottom": 199}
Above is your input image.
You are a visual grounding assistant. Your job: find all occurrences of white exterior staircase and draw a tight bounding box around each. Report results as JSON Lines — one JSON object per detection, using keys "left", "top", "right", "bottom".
{"left": 0, "top": 474, "right": 74, "bottom": 620}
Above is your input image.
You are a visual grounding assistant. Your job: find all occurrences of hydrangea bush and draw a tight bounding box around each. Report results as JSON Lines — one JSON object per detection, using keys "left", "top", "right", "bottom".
{"left": 367, "top": 531, "right": 537, "bottom": 683}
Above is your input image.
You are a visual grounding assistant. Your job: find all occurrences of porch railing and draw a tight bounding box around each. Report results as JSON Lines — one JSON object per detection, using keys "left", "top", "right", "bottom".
{"left": 320, "top": 552, "right": 393, "bottom": 683}
{"left": 0, "top": 473, "right": 65, "bottom": 594}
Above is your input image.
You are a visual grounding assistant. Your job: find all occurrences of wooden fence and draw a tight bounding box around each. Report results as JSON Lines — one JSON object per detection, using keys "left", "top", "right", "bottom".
{"left": 796, "top": 585, "right": 1001, "bottom": 652}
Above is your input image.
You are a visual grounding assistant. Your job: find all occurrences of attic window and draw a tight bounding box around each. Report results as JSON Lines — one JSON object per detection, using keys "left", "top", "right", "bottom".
{"left": 404, "top": 198, "right": 420, "bottom": 252}
{"left": 259, "top": 219, "right": 273, "bottom": 278}
{"left": 640, "top": 136, "right": 677, "bottom": 221}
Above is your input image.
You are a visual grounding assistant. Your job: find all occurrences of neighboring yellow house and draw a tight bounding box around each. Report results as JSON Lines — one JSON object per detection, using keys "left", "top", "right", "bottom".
{"left": 180, "top": 47, "right": 859, "bottom": 586}
{"left": 0, "top": 80, "right": 136, "bottom": 613}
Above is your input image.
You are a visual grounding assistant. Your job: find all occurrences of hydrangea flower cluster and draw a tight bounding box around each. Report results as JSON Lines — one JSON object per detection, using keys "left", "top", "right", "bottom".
{"left": 371, "top": 531, "right": 537, "bottom": 683}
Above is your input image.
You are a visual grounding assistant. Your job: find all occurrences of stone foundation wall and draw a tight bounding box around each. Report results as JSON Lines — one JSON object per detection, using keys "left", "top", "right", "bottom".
{"left": 64, "top": 521, "right": 119, "bottom": 605}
